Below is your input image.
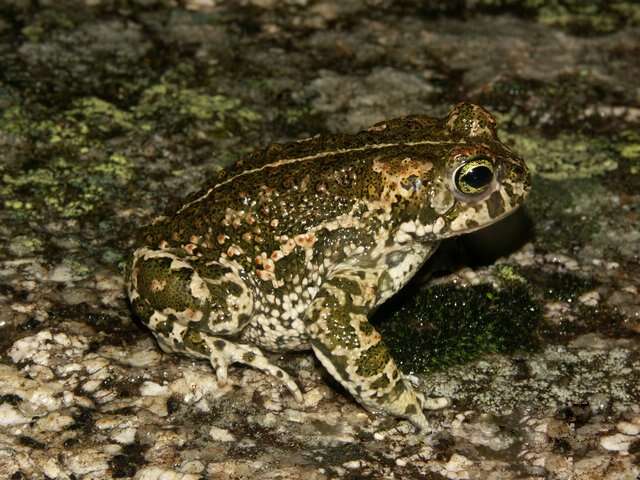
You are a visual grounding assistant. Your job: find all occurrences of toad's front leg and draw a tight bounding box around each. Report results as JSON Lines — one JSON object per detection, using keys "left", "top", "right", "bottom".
{"left": 304, "top": 265, "right": 432, "bottom": 431}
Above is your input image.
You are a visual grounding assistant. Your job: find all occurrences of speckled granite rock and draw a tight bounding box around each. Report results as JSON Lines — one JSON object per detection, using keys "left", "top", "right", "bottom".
{"left": 1, "top": 1, "right": 639, "bottom": 479}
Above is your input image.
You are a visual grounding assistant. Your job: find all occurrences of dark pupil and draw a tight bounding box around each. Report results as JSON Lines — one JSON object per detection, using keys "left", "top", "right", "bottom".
{"left": 461, "top": 165, "right": 493, "bottom": 188}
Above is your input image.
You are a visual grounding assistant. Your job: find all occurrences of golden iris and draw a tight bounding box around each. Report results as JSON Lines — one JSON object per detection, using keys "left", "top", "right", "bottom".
{"left": 453, "top": 158, "right": 494, "bottom": 195}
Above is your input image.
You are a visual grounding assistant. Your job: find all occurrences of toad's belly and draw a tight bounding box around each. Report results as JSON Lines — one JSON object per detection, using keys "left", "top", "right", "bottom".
{"left": 239, "top": 309, "right": 312, "bottom": 352}
{"left": 238, "top": 242, "right": 438, "bottom": 353}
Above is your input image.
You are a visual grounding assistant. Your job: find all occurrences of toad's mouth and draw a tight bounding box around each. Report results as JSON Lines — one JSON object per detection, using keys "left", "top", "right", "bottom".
{"left": 447, "top": 202, "right": 526, "bottom": 238}
{"left": 438, "top": 177, "right": 531, "bottom": 239}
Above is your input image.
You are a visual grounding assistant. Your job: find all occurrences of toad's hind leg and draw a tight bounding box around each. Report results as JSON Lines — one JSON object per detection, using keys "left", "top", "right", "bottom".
{"left": 127, "top": 247, "right": 303, "bottom": 402}
{"left": 304, "top": 266, "right": 431, "bottom": 431}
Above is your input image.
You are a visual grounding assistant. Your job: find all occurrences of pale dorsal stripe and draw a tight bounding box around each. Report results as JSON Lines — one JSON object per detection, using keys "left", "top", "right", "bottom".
{"left": 177, "top": 139, "right": 462, "bottom": 214}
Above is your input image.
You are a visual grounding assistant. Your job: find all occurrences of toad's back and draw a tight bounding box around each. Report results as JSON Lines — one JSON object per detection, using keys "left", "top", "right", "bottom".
{"left": 139, "top": 113, "right": 471, "bottom": 273}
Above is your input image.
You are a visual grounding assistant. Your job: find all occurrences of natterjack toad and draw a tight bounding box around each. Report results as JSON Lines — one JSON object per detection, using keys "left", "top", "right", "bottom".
{"left": 127, "top": 103, "right": 530, "bottom": 430}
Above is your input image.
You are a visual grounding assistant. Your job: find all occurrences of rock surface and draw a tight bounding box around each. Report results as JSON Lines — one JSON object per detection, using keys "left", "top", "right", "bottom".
{"left": 1, "top": 1, "right": 639, "bottom": 479}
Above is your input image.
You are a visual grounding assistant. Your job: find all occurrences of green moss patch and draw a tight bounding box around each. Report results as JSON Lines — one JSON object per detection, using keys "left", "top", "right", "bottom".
{"left": 0, "top": 80, "right": 261, "bottom": 222}
{"left": 522, "top": 268, "right": 597, "bottom": 304}
{"left": 505, "top": 132, "right": 617, "bottom": 181}
{"left": 136, "top": 83, "right": 261, "bottom": 138}
{"left": 373, "top": 282, "right": 541, "bottom": 374}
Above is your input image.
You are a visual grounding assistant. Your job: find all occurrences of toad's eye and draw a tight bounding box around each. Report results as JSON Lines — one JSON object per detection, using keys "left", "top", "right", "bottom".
{"left": 453, "top": 158, "right": 495, "bottom": 196}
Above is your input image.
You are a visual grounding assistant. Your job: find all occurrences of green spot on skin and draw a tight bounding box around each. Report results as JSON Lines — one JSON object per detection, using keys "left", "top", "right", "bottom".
{"left": 328, "top": 276, "right": 362, "bottom": 297}
{"left": 132, "top": 298, "right": 154, "bottom": 325}
{"left": 243, "top": 351, "right": 256, "bottom": 363}
{"left": 225, "top": 281, "right": 244, "bottom": 297}
{"left": 156, "top": 320, "right": 174, "bottom": 337}
{"left": 359, "top": 321, "right": 374, "bottom": 336}
{"left": 355, "top": 343, "right": 391, "bottom": 377}
{"left": 370, "top": 374, "right": 391, "bottom": 390}
{"left": 184, "top": 330, "right": 210, "bottom": 355}
{"left": 325, "top": 309, "right": 360, "bottom": 350}
{"left": 417, "top": 205, "right": 438, "bottom": 226}
{"left": 136, "top": 258, "right": 198, "bottom": 313}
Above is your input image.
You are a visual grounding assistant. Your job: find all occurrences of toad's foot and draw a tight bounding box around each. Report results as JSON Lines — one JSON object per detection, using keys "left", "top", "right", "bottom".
{"left": 177, "top": 331, "right": 304, "bottom": 403}
{"left": 205, "top": 336, "right": 304, "bottom": 403}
